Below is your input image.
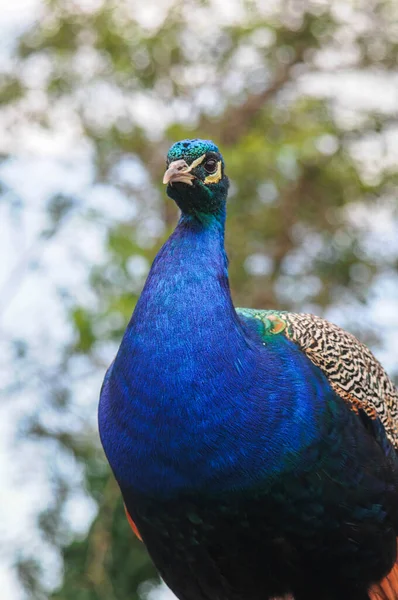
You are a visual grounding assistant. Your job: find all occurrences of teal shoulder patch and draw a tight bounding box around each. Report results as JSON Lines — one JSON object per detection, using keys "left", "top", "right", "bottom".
{"left": 236, "top": 308, "right": 288, "bottom": 337}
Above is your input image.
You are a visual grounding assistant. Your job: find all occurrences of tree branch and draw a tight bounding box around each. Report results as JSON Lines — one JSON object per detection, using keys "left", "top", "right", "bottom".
{"left": 201, "top": 53, "right": 305, "bottom": 146}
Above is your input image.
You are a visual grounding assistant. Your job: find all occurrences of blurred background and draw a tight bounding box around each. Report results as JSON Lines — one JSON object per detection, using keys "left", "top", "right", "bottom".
{"left": 1, "top": 0, "right": 398, "bottom": 598}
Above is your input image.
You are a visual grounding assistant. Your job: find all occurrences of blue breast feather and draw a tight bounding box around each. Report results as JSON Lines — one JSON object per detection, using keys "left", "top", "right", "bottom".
{"left": 98, "top": 213, "right": 387, "bottom": 500}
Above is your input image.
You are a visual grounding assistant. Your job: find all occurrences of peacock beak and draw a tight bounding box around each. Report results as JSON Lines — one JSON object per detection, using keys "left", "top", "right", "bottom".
{"left": 162, "top": 160, "right": 196, "bottom": 186}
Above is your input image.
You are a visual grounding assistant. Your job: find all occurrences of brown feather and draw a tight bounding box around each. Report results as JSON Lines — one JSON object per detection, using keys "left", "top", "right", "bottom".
{"left": 369, "top": 559, "right": 398, "bottom": 600}
{"left": 124, "top": 504, "right": 142, "bottom": 541}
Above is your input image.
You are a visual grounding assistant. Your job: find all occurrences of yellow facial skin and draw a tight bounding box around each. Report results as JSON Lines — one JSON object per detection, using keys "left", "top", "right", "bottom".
{"left": 204, "top": 160, "right": 222, "bottom": 185}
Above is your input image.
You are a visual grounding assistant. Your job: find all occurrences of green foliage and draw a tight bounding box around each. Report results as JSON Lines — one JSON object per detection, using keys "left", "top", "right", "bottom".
{"left": 0, "top": 76, "right": 24, "bottom": 104}
{"left": 2, "top": 0, "right": 398, "bottom": 598}
{"left": 72, "top": 307, "right": 96, "bottom": 353}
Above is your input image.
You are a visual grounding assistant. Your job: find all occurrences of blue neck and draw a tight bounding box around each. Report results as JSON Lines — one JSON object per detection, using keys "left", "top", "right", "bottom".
{"left": 126, "top": 208, "right": 249, "bottom": 368}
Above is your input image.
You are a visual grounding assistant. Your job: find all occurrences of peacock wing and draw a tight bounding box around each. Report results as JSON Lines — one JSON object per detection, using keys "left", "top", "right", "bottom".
{"left": 236, "top": 308, "right": 398, "bottom": 449}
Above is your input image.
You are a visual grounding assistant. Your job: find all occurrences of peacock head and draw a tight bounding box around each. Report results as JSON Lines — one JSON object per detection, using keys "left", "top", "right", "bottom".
{"left": 163, "top": 139, "right": 229, "bottom": 217}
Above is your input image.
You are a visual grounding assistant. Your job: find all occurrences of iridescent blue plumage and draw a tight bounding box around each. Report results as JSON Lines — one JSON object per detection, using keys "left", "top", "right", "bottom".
{"left": 99, "top": 139, "right": 398, "bottom": 600}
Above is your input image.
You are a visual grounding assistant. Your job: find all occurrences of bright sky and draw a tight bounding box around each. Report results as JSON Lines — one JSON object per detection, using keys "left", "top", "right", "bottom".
{"left": 0, "top": 2, "right": 95, "bottom": 597}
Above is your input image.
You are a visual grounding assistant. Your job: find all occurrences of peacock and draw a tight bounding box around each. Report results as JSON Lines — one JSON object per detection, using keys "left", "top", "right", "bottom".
{"left": 99, "top": 139, "right": 398, "bottom": 600}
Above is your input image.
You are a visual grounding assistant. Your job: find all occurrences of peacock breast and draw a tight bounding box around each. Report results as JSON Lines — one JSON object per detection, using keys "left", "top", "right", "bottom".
{"left": 99, "top": 332, "right": 332, "bottom": 500}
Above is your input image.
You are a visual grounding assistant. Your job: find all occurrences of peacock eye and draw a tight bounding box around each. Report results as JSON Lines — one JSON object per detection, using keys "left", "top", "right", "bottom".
{"left": 203, "top": 159, "right": 218, "bottom": 174}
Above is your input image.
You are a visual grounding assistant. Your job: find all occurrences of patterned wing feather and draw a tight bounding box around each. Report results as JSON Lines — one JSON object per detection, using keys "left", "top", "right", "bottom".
{"left": 237, "top": 308, "right": 398, "bottom": 449}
